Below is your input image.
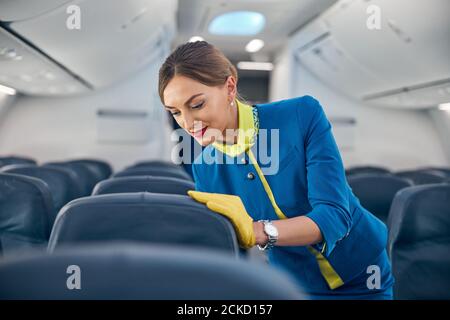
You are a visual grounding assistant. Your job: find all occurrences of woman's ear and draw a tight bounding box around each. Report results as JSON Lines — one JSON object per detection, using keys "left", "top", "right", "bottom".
{"left": 226, "top": 76, "right": 237, "bottom": 102}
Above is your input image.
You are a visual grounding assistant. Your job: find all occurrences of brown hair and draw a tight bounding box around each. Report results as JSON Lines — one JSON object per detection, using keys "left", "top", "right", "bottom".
{"left": 158, "top": 41, "right": 242, "bottom": 105}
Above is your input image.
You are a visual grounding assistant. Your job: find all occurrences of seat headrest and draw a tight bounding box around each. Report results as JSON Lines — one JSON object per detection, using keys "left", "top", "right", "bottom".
{"left": 128, "top": 160, "right": 180, "bottom": 169}
{"left": 49, "top": 193, "right": 239, "bottom": 255}
{"left": 347, "top": 174, "right": 413, "bottom": 223}
{"left": 67, "top": 159, "right": 112, "bottom": 181}
{"left": 387, "top": 184, "right": 450, "bottom": 299}
{"left": 44, "top": 162, "right": 97, "bottom": 196}
{"left": 396, "top": 170, "right": 446, "bottom": 185}
{"left": 0, "top": 243, "right": 304, "bottom": 299}
{"left": 0, "top": 156, "right": 36, "bottom": 168}
{"left": 0, "top": 163, "right": 31, "bottom": 171}
{"left": 114, "top": 167, "right": 192, "bottom": 181}
{"left": 418, "top": 167, "right": 450, "bottom": 178}
{"left": 92, "top": 176, "right": 195, "bottom": 196}
{"left": 345, "top": 166, "right": 391, "bottom": 176}
{"left": 0, "top": 173, "right": 53, "bottom": 254}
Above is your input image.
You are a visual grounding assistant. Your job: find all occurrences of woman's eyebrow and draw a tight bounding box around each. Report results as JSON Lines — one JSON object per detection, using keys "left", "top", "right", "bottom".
{"left": 165, "top": 93, "right": 204, "bottom": 109}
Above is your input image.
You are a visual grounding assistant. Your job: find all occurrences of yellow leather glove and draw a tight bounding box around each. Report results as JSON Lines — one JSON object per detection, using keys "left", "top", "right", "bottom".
{"left": 187, "top": 190, "right": 256, "bottom": 249}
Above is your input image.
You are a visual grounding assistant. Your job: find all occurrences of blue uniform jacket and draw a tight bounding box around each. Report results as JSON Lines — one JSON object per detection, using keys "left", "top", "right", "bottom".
{"left": 192, "top": 96, "right": 394, "bottom": 298}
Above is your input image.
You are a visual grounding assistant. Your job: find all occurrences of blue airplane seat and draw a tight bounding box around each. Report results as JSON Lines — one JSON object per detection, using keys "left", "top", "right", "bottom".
{"left": 48, "top": 193, "right": 239, "bottom": 256}
{"left": 347, "top": 173, "right": 413, "bottom": 224}
{"left": 0, "top": 243, "right": 305, "bottom": 299}
{"left": 1, "top": 164, "right": 77, "bottom": 217}
{"left": 0, "top": 173, "right": 53, "bottom": 255}
{"left": 387, "top": 184, "right": 450, "bottom": 299}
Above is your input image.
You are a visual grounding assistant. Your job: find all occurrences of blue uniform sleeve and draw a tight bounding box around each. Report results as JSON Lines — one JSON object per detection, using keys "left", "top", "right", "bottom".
{"left": 298, "top": 96, "right": 352, "bottom": 257}
{"left": 191, "top": 164, "right": 205, "bottom": 192}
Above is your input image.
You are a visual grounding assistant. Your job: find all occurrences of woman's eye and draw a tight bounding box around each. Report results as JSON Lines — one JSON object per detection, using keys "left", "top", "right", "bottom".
{"left": 171, "top": 111, "right": 181, "bottom": 116}
{"left": 192, "top": 102, "right": 204, "bottom": 109}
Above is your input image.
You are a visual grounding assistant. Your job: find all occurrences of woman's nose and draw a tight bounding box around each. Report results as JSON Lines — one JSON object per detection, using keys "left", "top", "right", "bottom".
{"left": 182, "top": 112, "right": 195, "bottom": 131}
{"left": 183, "top": 113, "right": 202, "bottom": 131}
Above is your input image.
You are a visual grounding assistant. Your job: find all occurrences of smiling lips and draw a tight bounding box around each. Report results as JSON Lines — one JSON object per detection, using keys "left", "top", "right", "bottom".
{"left": 191, "top": 126, "right": 208, "bottom": 139}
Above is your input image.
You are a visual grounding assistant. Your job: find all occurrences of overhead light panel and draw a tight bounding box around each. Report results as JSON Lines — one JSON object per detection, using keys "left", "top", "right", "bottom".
{"left": 189, "top": 36, "right": 205, "bottom": 42}
{"left": 245, "top": 39, "right": 264, "bottom": 53}
{"left": 0, "top": 83, "right": 17, "bottom": 95}
{"left": 209, "top": 11, "right": 265, "bottom": 36}
{"left": 237, "top": 61, "right": 273, "bottom": 71}
{"left": 438, "top": 102, "right": 450, "bottom": 111}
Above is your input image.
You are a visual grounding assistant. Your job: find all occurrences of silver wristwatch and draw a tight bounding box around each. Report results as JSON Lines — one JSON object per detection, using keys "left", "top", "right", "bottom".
{"left": 257, "top": 220, "right": 279, "bottom": 251}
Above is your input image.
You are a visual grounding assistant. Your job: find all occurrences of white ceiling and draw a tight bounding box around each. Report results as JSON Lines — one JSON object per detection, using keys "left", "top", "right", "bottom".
{"left": 174, "top": 0, "right": 337, "bottom": 62}
{"left": 0, "top": 0, "right": 336, "bottom": 96}
{"left": 0, "top": 0, "right": 72, "bottom": 22}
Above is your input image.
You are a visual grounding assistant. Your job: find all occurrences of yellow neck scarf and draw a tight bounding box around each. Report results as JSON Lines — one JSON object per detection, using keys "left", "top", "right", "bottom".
{"left": 212, "top": 100, "right": 259, "bottom": 157}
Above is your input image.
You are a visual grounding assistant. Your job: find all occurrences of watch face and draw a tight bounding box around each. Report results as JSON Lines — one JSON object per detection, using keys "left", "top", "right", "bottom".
{"left": 265, "top": 224, "right": 278, "bottom": 237}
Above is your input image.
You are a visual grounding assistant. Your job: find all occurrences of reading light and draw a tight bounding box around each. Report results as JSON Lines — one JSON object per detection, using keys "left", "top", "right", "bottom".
{"left": 209, "top": 11, "right": 265, "bottom": 36}
{"left": 438, "top": 102, "right": 450, "bottom": 111}
{"left": 189, "top": 36, "right": 205, "bottom": 42}
{"left": 237, "top": 61, "right": 273, "bottom": 71}
{"left": 0, "top": 83, "right": 17, "bottom": 95}
{"left": 245, "top": 39, "right": 265, "bottom": 53}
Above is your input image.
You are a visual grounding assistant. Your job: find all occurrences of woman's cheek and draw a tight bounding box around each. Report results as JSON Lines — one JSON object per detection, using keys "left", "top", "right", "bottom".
{"left": 172, "top": 116, "right": 184, "bottom": 129}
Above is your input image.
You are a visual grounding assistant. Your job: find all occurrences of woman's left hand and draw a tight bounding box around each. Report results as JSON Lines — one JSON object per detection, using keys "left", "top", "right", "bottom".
{"left": 187, "top": 190, "right": 256, "bottom": 249}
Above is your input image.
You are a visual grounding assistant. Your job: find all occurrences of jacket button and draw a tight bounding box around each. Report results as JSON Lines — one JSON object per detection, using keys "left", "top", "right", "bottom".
{"left": 247, "top": 172, "right": 255, "bottom": 180}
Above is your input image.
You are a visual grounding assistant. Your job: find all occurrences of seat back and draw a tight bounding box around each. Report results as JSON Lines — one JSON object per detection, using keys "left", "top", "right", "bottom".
{"left": 114, "top": 166, "right": 192, "bottom": 181}
{"left": 0, "top": 243, "right": 304, "bottom": 299}
{"left": 0, "top": 173, "right": 53, "bottom": 254}
{"left": 388, "top": 184, "right": 450, "bottom": 299}
{"left": 49, "top": 193, "right": 239, "bottom": 255}
{"left": 92, "top": 176, "right": 194, "bottom": 195}
{"left": 347, "top": 174, "right": 413, "bottom": 223}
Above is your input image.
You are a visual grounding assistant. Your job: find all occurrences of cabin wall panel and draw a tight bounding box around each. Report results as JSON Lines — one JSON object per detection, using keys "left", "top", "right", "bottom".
{"left": 0, "top": 64, "right": 174, "bottom": 172}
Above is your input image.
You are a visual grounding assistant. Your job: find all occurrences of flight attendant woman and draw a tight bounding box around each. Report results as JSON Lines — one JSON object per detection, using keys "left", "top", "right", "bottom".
{"left": 158, "top": 41, "right": 394, "bottom": 299}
